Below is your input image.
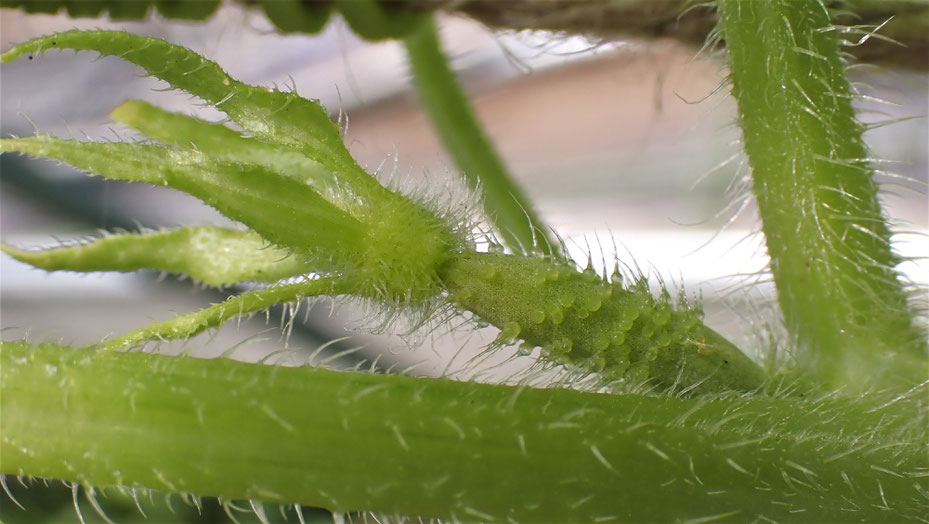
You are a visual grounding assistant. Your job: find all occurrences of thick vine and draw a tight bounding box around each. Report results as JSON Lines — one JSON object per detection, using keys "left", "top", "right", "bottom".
{"left": 718, "top": 0, "right": 927, "bottom": 389}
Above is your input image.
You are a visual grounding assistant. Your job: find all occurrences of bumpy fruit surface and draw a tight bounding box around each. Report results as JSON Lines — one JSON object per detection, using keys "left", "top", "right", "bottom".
{"left": 440, "top": 252, "right": 765, "bottom": 393}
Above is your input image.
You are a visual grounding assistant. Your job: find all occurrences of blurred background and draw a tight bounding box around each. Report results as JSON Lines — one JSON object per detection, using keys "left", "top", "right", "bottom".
{"left": 0, "top": 3, "right": 926, "bottom": 522}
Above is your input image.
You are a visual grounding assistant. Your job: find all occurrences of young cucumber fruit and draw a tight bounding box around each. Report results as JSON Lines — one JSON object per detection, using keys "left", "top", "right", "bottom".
{"left": 439, "top": 252, "right": 766, "bottom": 393}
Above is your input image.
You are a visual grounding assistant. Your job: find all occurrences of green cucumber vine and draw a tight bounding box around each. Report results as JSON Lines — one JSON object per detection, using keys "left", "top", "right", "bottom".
{"left": 718, "top": 0, "right": 926, "bottom": 388}
{"left": 0, "top": 0, "right": 926, "bottom": 522}
{"left": 3, "top": 340, "right": 926, "bottom": 522}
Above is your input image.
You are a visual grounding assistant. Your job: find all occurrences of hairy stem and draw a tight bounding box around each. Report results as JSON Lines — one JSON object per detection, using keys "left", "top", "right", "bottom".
{"left": 718, "top": 0, "right": 926, "bottom": 389}
{"left": 404, "top": 16, "right": 556, "bottom": 254}
{"left": 3, "top": 341, "right": 926, "bottom": 522}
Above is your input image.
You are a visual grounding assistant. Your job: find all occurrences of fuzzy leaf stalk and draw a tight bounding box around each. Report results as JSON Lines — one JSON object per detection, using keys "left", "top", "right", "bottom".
{"left": 2, "top": 340, "right": 927, "bottom": 522}
{"left": 718, "top": 0, "right": 927, "bottom": 389}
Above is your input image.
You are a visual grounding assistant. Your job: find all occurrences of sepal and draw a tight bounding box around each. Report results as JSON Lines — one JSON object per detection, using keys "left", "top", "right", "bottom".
{"left": 2, "top": 226, "right": 313, "bottom": 287}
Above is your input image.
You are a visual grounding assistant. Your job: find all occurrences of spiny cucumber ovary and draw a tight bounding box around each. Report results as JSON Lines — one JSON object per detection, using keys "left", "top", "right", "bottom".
{"left": 439, "top": 252, "right": 766, "bottom": 393}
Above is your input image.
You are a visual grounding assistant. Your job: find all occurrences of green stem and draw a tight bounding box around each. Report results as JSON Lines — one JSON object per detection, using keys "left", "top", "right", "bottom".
{"left": 404, "top": 16, "right": 556, "bottom": 255}
{"left": 3, "top": 341, "right": 926, "bottom": 522}
{"left": 718, "top": 0, "right": 926, "bottom": 389}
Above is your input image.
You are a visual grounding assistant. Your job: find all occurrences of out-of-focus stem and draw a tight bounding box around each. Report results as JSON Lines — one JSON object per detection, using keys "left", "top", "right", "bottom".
{"left": 404, "top": 16, "right": 557, "bottom": 254}
{"left": 401, "top": 0, "right": 929, "bottom": 71}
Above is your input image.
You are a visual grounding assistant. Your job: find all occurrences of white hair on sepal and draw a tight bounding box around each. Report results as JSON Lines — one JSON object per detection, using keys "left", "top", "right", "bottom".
{"left": 381, "top": 156, "right": 488, "bottom": 242}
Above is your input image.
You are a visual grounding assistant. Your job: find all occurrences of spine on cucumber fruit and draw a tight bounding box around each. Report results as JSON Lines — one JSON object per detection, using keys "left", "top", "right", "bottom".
{"left": 439, "top": 252, "right": 766, "bottom": 393}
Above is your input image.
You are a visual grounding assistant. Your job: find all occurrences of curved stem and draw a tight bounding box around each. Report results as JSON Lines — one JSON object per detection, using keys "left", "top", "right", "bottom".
{"left": 403, "top": 16, "right": 556, "bottom": 255}
{"left": 718, "top": 0, "right": 926, "bottom": 389}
